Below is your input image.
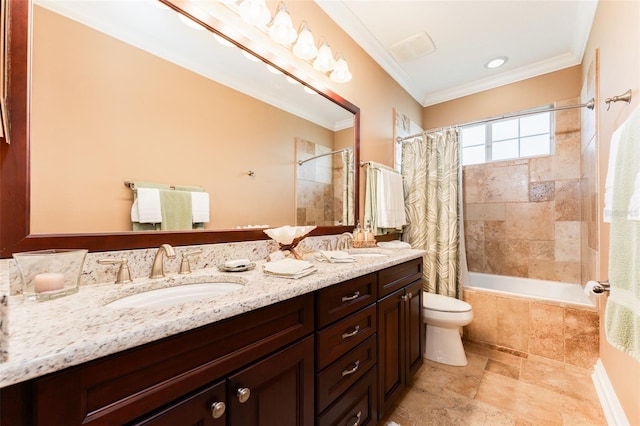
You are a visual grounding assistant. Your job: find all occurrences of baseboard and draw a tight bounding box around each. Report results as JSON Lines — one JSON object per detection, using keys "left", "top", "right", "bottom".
{"left": 592, "top": 359, "right": 630, "bottom": 426}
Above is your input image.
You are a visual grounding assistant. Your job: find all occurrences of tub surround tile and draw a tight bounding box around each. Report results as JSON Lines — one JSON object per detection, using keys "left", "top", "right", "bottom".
{"left": 529, "top": 181, "right": 555, "bottom": 202}
{"left": 554, "top": 221, "right": 581, "bottom": 262}
{"left": 554, "top": 179, "right": 581, "bottom": 221}
{"left": 485, "top": 239, "right": 530, "bottom": 277}
{"left": 496, "top": 297, "right": 529, "bottom": 352}
{"left": 555, "top": 98, "right": 581, "bottom": 134}
{"left": 465, "top": 203, "right": 506, "bottom": 221}
{"left": 484, "top": 221, "right": 506, "bottom": 239}
{"left": 564, "top": 308, "right": 599, "bottom": 368}
{"left": 505, "top": 202, "right": 554, "bottom": 241}
{"left": 529, "top": 131, "right": 581, "bottom": 182}
{"left": 484, "top": 164, "right": 530, "bottom": 203}
{"left": 528, "top": 303, "right": 565, "bottom": 362}
{"left": 464, "top": 291, "right": 498, "bottom": 344}
{"left": 529, "top": 240, "right": 555, "bottom": 261}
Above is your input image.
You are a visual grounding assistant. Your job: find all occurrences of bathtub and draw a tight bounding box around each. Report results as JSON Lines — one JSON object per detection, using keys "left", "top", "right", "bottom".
{"left": 462, "top": 272, "right": 599, "bottom": 367}
{"left": 464, "top": 272, "right": 595, "bottom": 309}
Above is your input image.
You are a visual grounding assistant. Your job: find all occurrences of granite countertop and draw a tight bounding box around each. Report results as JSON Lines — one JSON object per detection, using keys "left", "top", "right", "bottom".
{"left": 0, "top": 249, "right": 424, "bottom": 388}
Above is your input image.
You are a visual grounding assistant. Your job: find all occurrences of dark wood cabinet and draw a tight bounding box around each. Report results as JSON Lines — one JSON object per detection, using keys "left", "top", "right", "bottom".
{"left": 376, "top": 259, "right": 424, "bottom": 418}
{"left": 227, "top": 335, "right": 314, "bottom": 426}
{"left": 2, "top": 258, "right": 424, "bottom": 426}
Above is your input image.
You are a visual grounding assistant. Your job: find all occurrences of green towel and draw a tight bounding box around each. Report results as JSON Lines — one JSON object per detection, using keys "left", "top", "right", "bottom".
{"left": 605, "top": 106, "right": 640, "bottom": 362}
{"left": 159, "top": 190, "right": 193, "bottom": 231}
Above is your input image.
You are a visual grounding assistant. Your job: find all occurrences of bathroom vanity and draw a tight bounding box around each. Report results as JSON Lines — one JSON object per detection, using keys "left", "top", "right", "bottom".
{"left": 1, "top": 252, "right": 424, "bottom": 425}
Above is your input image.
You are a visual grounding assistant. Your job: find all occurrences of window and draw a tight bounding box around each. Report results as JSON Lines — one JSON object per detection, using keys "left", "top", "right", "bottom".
{"left": 461, "top": 108, "right": 552, "bottom": 165}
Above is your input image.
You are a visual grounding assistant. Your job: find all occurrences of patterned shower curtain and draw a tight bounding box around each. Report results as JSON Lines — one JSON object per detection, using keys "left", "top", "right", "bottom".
{"left": 401, "top": 128, "right": 462, "bottom": 298}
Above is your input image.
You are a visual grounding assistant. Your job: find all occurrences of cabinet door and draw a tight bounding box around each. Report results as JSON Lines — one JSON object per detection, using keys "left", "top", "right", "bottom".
{"left": 130, "top": 380, "right": 226, "bottom": 426}
{"left": 227, "top": 336, "right": 314, "bottom": 426}
{"left": 377, "top": 288, "right": 405, "bottom": 416}
{"left": 405, "top": 279, "right": 424, "bottom": 381}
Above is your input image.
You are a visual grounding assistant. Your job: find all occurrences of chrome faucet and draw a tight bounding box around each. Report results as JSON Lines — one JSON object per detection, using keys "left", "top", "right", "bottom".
{"left": 150, "top": 244, "right": 176, "bottom": 278}
{"left": 336, "top": 232, "right": 354, "bottom": 251}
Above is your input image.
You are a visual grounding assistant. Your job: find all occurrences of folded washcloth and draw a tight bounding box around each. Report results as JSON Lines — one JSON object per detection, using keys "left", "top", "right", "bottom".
{"left": 314, "top": 250, "right": 356, "bottom": 263}
{"left": 191, "top": 191, "right": 210, "bottom": 223}
{"left": 263, "top": 259, "right": 317, "bottom": 279}
{"left": 377, "top": 240, "right": 412, "bottom": 249}
{"left": 131, "top": 188, "right": 162, "bottom": 223}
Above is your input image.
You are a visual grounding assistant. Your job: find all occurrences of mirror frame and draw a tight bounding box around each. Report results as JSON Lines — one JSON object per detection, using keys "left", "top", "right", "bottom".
{"left": 0, "top": 0, "right": 360, "bottom": 257}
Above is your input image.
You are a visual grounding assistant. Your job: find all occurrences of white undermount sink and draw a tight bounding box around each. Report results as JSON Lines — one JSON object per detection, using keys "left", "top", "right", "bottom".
{"left": 106, "top": 282, "right": 244, "bottom": 309}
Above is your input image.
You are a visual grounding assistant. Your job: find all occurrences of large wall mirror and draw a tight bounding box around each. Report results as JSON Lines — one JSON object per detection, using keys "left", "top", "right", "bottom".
{"left": 0, "top": 0, "right": 359, "bottom": 256}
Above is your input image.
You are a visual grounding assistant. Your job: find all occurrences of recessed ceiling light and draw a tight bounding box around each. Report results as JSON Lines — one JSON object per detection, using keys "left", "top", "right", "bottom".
{"left": 485, "top": 56, "right": 508, "bottom": 69}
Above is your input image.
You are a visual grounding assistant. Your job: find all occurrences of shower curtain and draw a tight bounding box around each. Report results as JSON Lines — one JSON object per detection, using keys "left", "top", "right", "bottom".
{"left": 401, "top": 128, "right": 463, "bottom": 298}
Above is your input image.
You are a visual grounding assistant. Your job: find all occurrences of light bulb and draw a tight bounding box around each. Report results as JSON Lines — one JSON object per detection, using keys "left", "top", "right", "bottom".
{"left": 313, "top": 40, "right": 335, "bottom": 73}
{"left": 178, "top": 14, "right": 205, "bottom": 31}
{"left": 268, "top": 3, "right": 297, "bottom": 45}
{"left": 238, "top": 0, "right": 271, "bottom": 27}
{"left": 292, "top": 22, "right": 317, "bottom": 60}
{"left": 330, "top": 53, "right": 352, "bottom": 83}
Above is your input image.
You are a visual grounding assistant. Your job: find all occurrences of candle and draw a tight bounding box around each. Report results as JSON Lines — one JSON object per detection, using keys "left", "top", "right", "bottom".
{"left": 34, "top": 273, "right": 65, "bottom": 293}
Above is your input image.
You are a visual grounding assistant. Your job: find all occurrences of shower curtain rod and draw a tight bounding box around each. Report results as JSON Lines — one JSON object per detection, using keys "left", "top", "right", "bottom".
{"left": 297, "top": 147, "right": 352, "bottom": 165}
{"left": 396, "top": 98, "right": 595, "bottom": 143}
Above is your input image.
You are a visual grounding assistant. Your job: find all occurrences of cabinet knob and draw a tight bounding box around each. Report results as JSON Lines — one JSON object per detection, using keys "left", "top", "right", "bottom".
{"left": 349, "top": 410, "right": 362, "bottom": 426}
{"left": 401, "top": 291, "right": 413, "bottom": 302}
{"left": 210, "top": 401, "right": 226, "bottom": 419}
{"left": 341, "top": 325, "right": 360, "bottom": 340}
{"left": 236, "top": 387, "right": 251, "bottom": 403}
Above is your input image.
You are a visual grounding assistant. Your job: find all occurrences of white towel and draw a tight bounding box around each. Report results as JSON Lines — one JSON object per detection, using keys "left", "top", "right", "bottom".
{"left": 191, "top": 191, "right": 210, "bottom": 223}
{"left": 627, "top": 172, "right": 640, "bottom": 221}
{"left": 131, "top": 188, "right": 162, "bottom": 223}
{"left": 376, "top": 168, "right": 407, "bottom": 228}
{"left": 604, "top": 124, "right": 624, "bottom": 223}
{"left": 263, "top": 259, "right": 317, "bottom": 279}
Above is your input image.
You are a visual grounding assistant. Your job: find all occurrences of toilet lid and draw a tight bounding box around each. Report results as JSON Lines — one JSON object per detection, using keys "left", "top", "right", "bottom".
{"left": 423, "top": 292, "right": 471, "bottom": 313}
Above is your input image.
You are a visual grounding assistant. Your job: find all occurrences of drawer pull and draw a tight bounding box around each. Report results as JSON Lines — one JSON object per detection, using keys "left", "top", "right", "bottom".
{"left": 341, "top": 325, "right": 360, "bottom": 339}
{"left": 348, "top": 410, "right": 362, "bottom": 426}
{"left": 341, "top": 360, "right": 361, "bottom": 377}
{"left": 341, "top": 291, "right": 360, "bottom": 302}
{"left": 401, "top": 291, "right": 413, "bottom": 302}
{"left": 236, "top": 387, "right": 251, "bottom": 403}
{"left": 210, "top": 401, "right": 226, "bottom": 419}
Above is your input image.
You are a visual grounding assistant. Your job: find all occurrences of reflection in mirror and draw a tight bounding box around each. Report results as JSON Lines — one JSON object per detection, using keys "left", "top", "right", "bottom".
{"left": 30, "top": 0, "right": 355, "bottom": 234}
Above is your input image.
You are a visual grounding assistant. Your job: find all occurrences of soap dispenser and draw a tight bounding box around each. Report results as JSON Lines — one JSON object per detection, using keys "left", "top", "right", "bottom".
{"left": 353, "top": 221, "right": 363, "bottom": 241}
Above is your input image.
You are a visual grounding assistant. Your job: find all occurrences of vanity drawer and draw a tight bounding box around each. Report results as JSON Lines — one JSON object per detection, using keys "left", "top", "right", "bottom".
{"left": 316, "top": 304, "right": 376, "bottom": 370}
{"left": 317, "top": 367, "right": 378, "bottom": 426}
{"left": 316, "top": 272, "right": 377, "bottom": 328}
{"left": 378, "top": 258, "right": 423, "bottom": 297}
{"left": 316, "top": 335, "right": 377, "bottom": 413}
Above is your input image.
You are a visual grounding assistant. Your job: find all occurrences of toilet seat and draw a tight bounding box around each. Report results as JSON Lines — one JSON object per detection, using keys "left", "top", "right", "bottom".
{"left": 423, "top": 292, "right": 471, "bottom": 313}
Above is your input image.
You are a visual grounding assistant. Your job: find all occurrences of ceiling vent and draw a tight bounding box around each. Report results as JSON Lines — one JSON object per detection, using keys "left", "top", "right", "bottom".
{"left": 389, "top": 32, "right": 436, "bottom": 62}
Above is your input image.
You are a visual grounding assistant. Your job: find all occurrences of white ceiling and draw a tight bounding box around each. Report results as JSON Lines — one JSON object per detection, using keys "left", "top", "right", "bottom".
{"left": 316, "top": 0, "right": 599, "bottom": 106}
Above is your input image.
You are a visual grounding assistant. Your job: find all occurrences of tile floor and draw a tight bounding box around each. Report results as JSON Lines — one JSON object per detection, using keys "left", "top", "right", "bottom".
{"left": 380, "top": 341, "right": 607, "bottom": 426}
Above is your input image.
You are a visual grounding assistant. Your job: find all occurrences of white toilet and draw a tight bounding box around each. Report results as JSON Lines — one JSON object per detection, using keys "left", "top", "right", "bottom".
{"left": 423, "top": 292, "right": 473, "bottom": 366}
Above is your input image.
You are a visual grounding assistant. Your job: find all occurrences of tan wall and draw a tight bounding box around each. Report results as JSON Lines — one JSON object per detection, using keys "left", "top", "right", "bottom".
{"left": 582, "top": 0, "right": 640, "bottom": 423}
{"left": 463, "top": 98, "right": 582, "bottom": 282}
{"left": 422, "top": 66, "right": 582, "bottom": 131}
